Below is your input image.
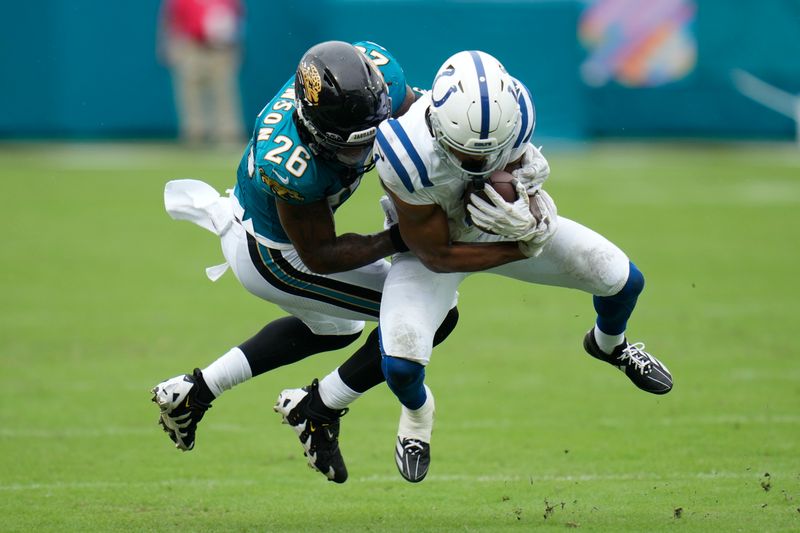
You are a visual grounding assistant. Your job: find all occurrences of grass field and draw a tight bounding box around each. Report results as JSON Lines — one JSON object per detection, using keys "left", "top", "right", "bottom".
{"left": 1, "top": 141, "right": 799, "bottom": 532}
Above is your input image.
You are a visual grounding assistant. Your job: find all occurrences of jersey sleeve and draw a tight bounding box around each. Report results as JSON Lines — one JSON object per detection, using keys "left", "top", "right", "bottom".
{"left": 374, "top": 119, "right": 436, "bottom": 206}
{"left": 353, "top": 40, "right": 409, "bottom": 116}
{"left": 508, "top": 77, "right": 537, "bottom": 163}
{"left": 374, "top": 146, "right": 417, "bottom": 205}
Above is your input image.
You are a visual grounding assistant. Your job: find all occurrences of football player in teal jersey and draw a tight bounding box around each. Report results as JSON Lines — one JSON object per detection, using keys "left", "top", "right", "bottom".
{"left": 232, "top": 40, "right": 417, "bottom": 251}
{"left": 151, "top": 41, "right": 458, "bottom": 483}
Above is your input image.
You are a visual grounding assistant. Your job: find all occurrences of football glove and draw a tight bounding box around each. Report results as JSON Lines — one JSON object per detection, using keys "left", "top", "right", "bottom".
{"left": 380, "top": 195, "right": 409, "bottom": 253}
{"left": 511, "top": 144, "right": 550, "bottom": 194}
{"left": 467, "top": 180, "right": 540, "bottom": 241}
{"left": 518, "top": 238, "right": 546, "bottom": 258}
{"left": 527, "top": 189, "right": 558, "bottom": 245}
{"left": 379, "top": 195, "right": 398, "bottom": 230}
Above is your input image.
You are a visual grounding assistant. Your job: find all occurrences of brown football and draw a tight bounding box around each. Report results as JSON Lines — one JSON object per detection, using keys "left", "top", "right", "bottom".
{"left": 464, "top": 170, "right": 518, "bottom": 205}
{"left": 464, "top": 170, "right": 543, "bottom": 233}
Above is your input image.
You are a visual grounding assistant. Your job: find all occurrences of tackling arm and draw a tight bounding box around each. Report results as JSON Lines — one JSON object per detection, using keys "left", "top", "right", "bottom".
{"left": 277, "top": 199, "right": 398, "bottom": 274}
{"left": 386, "top": 188, "right": 526, "bottom": 273}
{"left": 393, "top": 85, "right": 418, "bottom": 117}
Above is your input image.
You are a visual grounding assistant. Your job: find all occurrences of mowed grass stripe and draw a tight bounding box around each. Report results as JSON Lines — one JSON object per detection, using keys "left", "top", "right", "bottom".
{"left": 3, "top": 412, "right": 800, "bottom": 439}
{"left": 1, "top": 142, "right": 798, "bottom": 533}
{"left": 0, "top": 470, "right": 778, "bottom": 491}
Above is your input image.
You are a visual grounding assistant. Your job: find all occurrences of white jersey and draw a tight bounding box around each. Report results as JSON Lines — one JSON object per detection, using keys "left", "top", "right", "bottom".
{"left": 374, "top": 79, "right": 631, "bottom": 367}
{"left": 375, "top": 78, "right": 536, "bottom": 243}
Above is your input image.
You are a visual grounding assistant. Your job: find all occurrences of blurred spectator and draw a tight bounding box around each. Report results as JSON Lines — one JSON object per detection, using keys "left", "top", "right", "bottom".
{"left": 158, "top": 0, "right": 245, "bottom": 145}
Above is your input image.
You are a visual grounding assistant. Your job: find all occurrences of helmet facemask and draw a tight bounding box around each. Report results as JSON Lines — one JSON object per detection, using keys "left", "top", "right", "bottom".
{"left": 429, "top": 110, "right": 517, "bottom": 179}
{"left": 296, "top": 104, "right": 377, "bottom": 171}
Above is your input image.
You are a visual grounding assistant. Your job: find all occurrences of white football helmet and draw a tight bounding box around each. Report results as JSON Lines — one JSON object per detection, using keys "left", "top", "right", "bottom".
{"left": 429, "top": 50, "right": 521, "bottom": 179}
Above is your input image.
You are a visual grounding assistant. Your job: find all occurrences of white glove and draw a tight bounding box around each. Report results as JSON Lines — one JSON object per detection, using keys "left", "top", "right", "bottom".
{"left": 527, "top": 189, "right": 558, "bottom": 245}
{"left": 380, "top": 195, "right": 409, "bottom": 252}
{"left": 517, "top": 189, "right": 559, "bottom": 258}
{"left": 511, "top": 144, "right": 550, "bottom": 194}
{"left": 467, "top": 180, "right": 539, "bottom": 241}
{"left": 379, "top": 195, "right": 398, "bottom": 230}
{"left": 518, "top": 239, "right": 545, "bottom": 258}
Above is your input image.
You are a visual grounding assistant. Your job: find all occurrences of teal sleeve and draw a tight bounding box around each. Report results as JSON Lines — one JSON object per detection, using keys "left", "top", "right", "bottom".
{"left": 353, "top": 40, "right": 408, "bottom": 116}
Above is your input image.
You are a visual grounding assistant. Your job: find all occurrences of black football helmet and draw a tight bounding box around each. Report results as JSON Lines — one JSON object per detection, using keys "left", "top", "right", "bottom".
{"left": 295, "top": 41, "right": 390, "bottom": 171}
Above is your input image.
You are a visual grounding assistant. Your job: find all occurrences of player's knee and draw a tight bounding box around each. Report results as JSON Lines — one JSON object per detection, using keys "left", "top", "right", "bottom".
{"left": 381, "top": 356, "right": 425, "bottom": 391}
{"left": 618, "top": 261, "right": 645, "bottom": 299}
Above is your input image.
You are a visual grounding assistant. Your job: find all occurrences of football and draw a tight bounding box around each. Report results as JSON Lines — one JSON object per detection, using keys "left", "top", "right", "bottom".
{"left": 464, "top": 170, "right": 544, "bottom": 233}
{"left": 464, "top": 170, "right": 518, "bottom": 206}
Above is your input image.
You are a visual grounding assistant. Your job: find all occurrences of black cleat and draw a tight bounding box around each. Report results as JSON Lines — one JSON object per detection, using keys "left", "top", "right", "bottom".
{"left": 274, "top": 379, "right": 348, "bottom": 483}
{"left": 395, "top": 437, "right": 431, "bottom": 483}
{"left": 584, "top": 331, "right": 673, "bottom": 395}
{"left": 151, "top": 368, "right": 212, "bottom": 451}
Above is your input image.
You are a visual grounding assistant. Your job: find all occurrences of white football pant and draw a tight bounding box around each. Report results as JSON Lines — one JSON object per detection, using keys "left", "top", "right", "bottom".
{"left": 379, "top": 216, "right": 629, "bottom": 365}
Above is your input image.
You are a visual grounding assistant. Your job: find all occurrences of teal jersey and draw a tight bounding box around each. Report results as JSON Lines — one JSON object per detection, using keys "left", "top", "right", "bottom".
{"left": 353, "top": 41, "right": 408, "bottom": 116}
{"left": 234, "top": 42, "right": 409, "bottom": 245}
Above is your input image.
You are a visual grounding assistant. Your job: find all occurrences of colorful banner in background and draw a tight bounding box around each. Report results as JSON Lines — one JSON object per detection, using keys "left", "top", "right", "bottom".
{"left": 579, "top": 0, "right": 697, "bottom": 87}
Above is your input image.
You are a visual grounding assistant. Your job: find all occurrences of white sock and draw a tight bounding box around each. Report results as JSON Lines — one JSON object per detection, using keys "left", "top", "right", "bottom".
{"left": 593, "top": 325, "right": 625, "bottom": 355}
{"left": 201, "top": 347, "right": 253, "bottom": 398}
{"left": 398, "top": 385, "right": 435, "bottom": 442}
{"left": 317, "top": 368, "right": 361, "bottom": 410}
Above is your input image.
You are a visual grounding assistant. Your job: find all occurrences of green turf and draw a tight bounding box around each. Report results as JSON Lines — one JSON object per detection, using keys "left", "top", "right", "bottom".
{"left": 1, "top": 141, "right": 798, "bottom": 532}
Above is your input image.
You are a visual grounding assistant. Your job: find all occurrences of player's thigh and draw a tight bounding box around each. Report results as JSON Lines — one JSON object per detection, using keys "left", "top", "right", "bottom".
{"left": 489, "top": 216, "right": 629, "bottom": 296}
{"left": 221, "top": 225, "right": 386, "bottom": 334}
{"left": 379, "top": 253, "right": 463, "bottom": 365}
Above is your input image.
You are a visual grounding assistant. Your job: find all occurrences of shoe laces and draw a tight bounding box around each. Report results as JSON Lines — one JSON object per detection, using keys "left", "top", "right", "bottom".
{"left": 401, "top": 439, "right": 426, "bottom": 456}
{"left": 618, "top": 342, "right": 651, "bottom": 374}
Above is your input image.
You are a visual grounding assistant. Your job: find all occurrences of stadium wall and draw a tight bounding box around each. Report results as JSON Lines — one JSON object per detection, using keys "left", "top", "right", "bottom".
{"left": 0, "top": 0, "right": 796, "bottom": 140}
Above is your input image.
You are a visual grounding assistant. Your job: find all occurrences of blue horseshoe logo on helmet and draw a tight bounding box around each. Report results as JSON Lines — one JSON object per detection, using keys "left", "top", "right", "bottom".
{"left": 432, "top": 69, "right": 457, "bottom": 108}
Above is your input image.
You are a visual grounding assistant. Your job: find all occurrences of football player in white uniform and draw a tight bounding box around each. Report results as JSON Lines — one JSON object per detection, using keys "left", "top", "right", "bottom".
{"left": 373, "top": 51, "right": 673, "bottom": 482}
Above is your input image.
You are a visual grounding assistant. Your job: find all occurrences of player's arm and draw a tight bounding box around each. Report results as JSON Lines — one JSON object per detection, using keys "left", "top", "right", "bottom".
{"left": 276, "top": 198, "right": 398, "bottom": 275}
{"left": 385, "top": 188, "right": 526, "bottom": 273}
{"left": 393, "top": 85, "right": 417, "bottom": 117}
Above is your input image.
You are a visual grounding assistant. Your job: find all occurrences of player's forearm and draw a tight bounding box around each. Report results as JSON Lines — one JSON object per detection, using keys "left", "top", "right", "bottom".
{"left": 413, "top": 241, "right": 526, "bottom": 273}
{"left": 300, "top": 231, "right": 396, "bottom": 274}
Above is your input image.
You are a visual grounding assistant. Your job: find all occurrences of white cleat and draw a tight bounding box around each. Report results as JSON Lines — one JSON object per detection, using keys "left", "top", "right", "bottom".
{"left": 150, "top": 369, "right": 211, "bottom": 451}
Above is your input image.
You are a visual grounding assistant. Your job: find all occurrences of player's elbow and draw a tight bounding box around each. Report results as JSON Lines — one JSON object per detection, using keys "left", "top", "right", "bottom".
{"left": 305, "top": 259, "right": 339, "bottom": 275}
{"left": 415, "top": 250, "right": 455, "bottom": 273}
{"left": 421, "top": 261, "right": 449, "bottom": 274}
{"left": 305, "top": 261, "right": 337, "bottom": 275}
{"left": 295, "top": 249, "right": 338, "bottom": 275}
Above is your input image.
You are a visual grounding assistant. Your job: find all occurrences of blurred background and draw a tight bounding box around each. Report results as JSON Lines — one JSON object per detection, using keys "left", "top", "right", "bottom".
{"left": 2, "top": 0, "right": 799, "bottom": 142}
